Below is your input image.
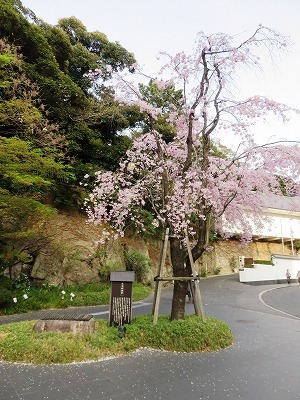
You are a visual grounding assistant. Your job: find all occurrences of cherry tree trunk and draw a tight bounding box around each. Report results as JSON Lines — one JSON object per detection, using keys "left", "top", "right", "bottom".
{"left": 170, "top": 236, "right": 188, "bottom": 320}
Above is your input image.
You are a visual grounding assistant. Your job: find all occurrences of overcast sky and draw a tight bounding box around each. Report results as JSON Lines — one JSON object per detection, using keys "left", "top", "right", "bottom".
{"left": 21, "top": 0, "right": 300, "bottom": 146}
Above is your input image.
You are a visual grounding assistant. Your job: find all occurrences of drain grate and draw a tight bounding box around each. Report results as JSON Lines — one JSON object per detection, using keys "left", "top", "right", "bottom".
{"left": 236, "top": 319, "right": 256, "bottom": 323}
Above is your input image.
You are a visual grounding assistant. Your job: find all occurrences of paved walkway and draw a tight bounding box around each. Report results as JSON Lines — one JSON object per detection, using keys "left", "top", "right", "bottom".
{"left": 1, "top": 274, "right": 300, "bottom": 399}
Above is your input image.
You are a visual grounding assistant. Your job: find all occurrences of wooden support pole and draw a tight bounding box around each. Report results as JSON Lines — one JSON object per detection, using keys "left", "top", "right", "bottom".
{"left": 152, "top": 228, "right": 169, "bottom": 324}
{"left": 185, "top": 228, "right": 206, "bottom": 322}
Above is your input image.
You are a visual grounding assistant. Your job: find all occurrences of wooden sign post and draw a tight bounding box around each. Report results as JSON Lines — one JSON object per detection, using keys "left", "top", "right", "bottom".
{"left": 109, "top": 271, "right": 135, "bottom": 326}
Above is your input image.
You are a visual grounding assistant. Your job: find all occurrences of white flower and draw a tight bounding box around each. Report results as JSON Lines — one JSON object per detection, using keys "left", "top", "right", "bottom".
{"left": 127, "top": 162, "right": 136, "bottom": 172}
{"left": 61, "top": 290, "right": 66, "bottom": 295}
{"left": 70, "top": 293, "right": 75, "bottom": 298}
{"left": 23, "top": 294, "right": 28, "bottom": 299}
{"left": 13, "top": 298, "right": 17, "bottom": 303}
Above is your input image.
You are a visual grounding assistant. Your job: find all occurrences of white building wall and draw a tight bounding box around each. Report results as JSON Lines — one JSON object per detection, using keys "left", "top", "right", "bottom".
{"left": 239, "top": 255, "right": 300, "bottom": 283}
{"left": 251, "top": 212, "right": 300, "bottom": 240}
{"left": 223, "top": 208, "right": 300, "bottom": 241}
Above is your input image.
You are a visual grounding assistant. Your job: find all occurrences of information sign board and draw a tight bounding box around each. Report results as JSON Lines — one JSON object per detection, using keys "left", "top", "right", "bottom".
{"left": 109, "top": 271, "right": 135, "bottom": 326}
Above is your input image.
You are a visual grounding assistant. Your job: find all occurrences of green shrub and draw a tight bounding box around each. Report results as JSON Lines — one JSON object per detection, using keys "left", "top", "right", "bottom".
{"left": 127, "top": 315, "right": 233, "bottom": 352}
{"left": 11, "top": 273, "right": 31, "bottom": 291}
{"left": 124, "top": 249, "right": 152, "bottom": 283}
{"left": 214, "top": 266, "right": 221, "bottom": 275}
{"left": 0, "top": 287, "right": 11, "bottom": 307}
{"left": 0, "top": 281, "right": 151, "bottom": 315}
{"left": 0, "top": 275, "right": 13, "bottom": 290}
{"left": 253, "top": 260, "right": 273, "bottom": 265}
{"left": 0, "top": 276, "right": 14, "bottom": 308}
{"left": 98, "top": 263, "right": 119, "bottom": 282}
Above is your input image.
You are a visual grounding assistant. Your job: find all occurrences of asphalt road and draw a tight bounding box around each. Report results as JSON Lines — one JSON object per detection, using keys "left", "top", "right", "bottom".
{"left": 1, "top": 274, "right": 300, "bottom": 400}
{"left": 260, "top": 283, "right": 300, "bottom": 319}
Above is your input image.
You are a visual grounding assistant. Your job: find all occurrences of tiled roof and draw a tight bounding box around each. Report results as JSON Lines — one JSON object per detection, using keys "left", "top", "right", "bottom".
{"left": 259, "top": 194, "right": 300, "bottom": 212}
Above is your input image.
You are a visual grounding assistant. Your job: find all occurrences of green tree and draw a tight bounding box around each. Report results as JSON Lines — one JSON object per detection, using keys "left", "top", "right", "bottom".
{"left": 0, "top": 136, "right": 70, "bottom": 273}
{"left": 1, "top": 0, "right": 154, "bottom": 216}
{"left": 0, "top": 1, "right": 88, "bottom": 127}
{"left": 0, "top": 39, "right": 64, "bottom": 154}
{"left": 138, "top": 80, "right": 183, "bottom": 143}
{"left": 58, "top": 17, "right": 135, "bottom": 75}
{"left": 0, "top": 2, "right": 141, "bottom": 173}
{"left": 0, "top": 37, "right": 74, "bottom": 273}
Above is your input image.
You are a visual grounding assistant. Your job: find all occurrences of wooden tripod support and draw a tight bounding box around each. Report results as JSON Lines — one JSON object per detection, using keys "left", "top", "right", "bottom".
{"left": 152, "top": 228, "right": 206, "bottom": 324}
{"left": 152, "top": 228, "right": 169, "bottom": 324}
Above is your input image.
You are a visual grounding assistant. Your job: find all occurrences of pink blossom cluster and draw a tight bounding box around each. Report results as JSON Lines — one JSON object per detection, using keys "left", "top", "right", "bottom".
{"left": 86, "top": 26, "right": 300, "bottom": 247}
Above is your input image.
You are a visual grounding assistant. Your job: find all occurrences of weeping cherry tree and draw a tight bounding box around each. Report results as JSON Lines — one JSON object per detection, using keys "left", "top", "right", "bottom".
{"left": 85, "top": 26, "right": 300, "bottom": 320}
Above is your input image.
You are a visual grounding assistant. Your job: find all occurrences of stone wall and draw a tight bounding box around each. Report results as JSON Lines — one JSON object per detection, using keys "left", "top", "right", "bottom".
{"left": 5, "top": 211, "right": 294, "bottom": 286}
{"left": 27, "top": 212, "right": 124, "bottom": 286}
{"left": 12, "top": 212, "right": 170, "bottom": 286}
{"left": 197, "top": 240, "right": 293, "bottom": 276}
